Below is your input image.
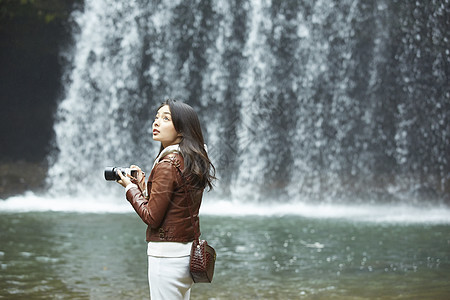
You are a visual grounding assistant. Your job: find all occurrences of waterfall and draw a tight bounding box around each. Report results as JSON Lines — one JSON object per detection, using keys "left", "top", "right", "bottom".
{"left": 46, "top": 0, "right": 449, "bottom": 205}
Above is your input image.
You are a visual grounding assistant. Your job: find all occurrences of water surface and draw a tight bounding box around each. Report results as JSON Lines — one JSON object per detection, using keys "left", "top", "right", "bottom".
{"left": 1, "top": 212, "right": 449, "bottom": 299}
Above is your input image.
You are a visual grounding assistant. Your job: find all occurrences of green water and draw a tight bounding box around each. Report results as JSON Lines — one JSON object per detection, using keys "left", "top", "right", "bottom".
{"left": 0, "top": 212, "right": 449, "bottom": 299}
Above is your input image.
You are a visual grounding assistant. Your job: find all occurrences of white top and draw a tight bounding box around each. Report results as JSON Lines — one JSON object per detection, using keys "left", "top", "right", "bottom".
{"left": 147, "top": 241, "right": 192, "bottom": 257}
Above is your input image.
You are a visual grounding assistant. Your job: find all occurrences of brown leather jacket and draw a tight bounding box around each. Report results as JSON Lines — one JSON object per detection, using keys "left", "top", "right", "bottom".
{"left": 126, "top": 153, "right": 202, "bottom": 242}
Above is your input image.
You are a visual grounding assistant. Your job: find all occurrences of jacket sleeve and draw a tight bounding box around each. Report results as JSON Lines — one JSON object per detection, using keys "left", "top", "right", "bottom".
{"left": 126, "top": 161, "right": 176, "bottom": 228}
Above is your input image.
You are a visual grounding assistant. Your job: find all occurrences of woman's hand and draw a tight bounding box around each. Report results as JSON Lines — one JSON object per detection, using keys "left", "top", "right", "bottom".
{"left": 116, "top": 169, "right": 132, "bottom": 188}
{"left": 130, "top": 165, "right": 146, "bottom": 192}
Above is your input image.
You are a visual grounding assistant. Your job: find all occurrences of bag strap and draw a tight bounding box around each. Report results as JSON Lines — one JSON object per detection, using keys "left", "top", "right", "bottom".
{"left": 162, "top": 156, "right": 200, "bottom": 241}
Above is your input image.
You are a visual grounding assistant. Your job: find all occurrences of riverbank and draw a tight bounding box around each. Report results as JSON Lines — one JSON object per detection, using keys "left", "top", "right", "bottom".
{"left": 0, "top": 161, "right": 47, "bottom": 199}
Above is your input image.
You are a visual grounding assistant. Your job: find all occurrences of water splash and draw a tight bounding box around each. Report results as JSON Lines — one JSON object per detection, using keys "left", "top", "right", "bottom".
{"left": 1, "top": 192, "right": 449, "bottom": 224}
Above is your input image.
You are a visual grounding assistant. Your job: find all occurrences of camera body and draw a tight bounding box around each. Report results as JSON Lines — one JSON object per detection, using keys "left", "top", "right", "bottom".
{"left": 104, "top": 167, "right": 138, "bottom": 181}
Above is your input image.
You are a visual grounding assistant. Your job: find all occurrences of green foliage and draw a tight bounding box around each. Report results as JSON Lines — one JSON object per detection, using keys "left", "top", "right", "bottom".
{"left": 0, "top": 0, "right": 76, "bottom": 24}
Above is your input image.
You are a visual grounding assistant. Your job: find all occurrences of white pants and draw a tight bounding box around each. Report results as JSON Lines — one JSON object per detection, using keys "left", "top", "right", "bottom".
{"left": 148, "top": 255, "right": 193, "bottom": 300}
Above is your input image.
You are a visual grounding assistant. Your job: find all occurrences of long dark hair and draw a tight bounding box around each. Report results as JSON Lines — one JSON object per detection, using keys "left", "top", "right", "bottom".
{"left": 157, "top": 99, "right": 216, "bottom": 191}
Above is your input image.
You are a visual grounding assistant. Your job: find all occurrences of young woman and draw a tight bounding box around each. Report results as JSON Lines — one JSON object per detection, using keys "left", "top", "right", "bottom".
{"left": 116, "top": 99, "right": 215, "bottom": 299}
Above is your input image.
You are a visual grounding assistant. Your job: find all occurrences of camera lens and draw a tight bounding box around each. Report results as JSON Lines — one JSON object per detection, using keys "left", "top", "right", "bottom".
{"left": 104, "top": 167, "right": 118, "bottom": 181}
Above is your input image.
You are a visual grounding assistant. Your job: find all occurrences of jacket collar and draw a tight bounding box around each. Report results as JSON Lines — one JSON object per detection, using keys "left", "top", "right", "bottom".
{"left": 152, "top": 144, "right": 180, "bottom": 170}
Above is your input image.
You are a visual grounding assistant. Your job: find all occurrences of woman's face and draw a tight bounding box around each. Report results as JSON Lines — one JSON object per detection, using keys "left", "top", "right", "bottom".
{"left": 152, "top": 105, "right": 181, "bottom": 148}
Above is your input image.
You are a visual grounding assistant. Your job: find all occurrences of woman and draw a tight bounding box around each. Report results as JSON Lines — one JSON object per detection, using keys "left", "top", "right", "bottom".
{"left": 116, "top": 99, "right": 215, "bottom": 299}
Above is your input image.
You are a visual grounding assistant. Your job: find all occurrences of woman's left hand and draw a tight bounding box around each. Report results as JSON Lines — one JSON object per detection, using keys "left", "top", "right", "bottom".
{"left": 116, "top": 169, "right": 132, "bottom": 188}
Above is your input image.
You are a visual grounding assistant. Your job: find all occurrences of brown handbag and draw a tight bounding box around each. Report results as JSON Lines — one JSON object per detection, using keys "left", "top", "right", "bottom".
{"left": 189, "top": 234, "right": 216, "bottom": 283}
{"left": 185, "top": 183, "right": 216, "bottom": 283}
{"left": 168, "top": 157, "right": 216, "bottom": 283}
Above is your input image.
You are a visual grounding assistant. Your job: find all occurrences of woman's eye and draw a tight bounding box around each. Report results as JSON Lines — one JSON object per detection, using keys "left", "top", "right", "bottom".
{"left": 163, "top": 117, "right": 170, "bottom": 121}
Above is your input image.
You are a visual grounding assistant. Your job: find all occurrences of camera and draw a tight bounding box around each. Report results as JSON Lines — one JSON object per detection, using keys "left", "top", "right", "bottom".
{"left": 104, "top": 167, "right": 138, "bottom": 181}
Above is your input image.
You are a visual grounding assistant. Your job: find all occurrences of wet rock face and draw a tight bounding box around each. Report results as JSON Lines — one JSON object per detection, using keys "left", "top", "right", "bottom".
{"left": 0, "top": 0, "right": 82, "bottom": 198}
{"left": 0, "top": 0, "right": 83, "bottom": 163}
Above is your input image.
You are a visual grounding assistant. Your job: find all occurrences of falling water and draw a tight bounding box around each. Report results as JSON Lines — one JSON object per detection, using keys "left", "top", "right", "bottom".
{"left": 45, "top": 0, "right": 449, "bottom": 206}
